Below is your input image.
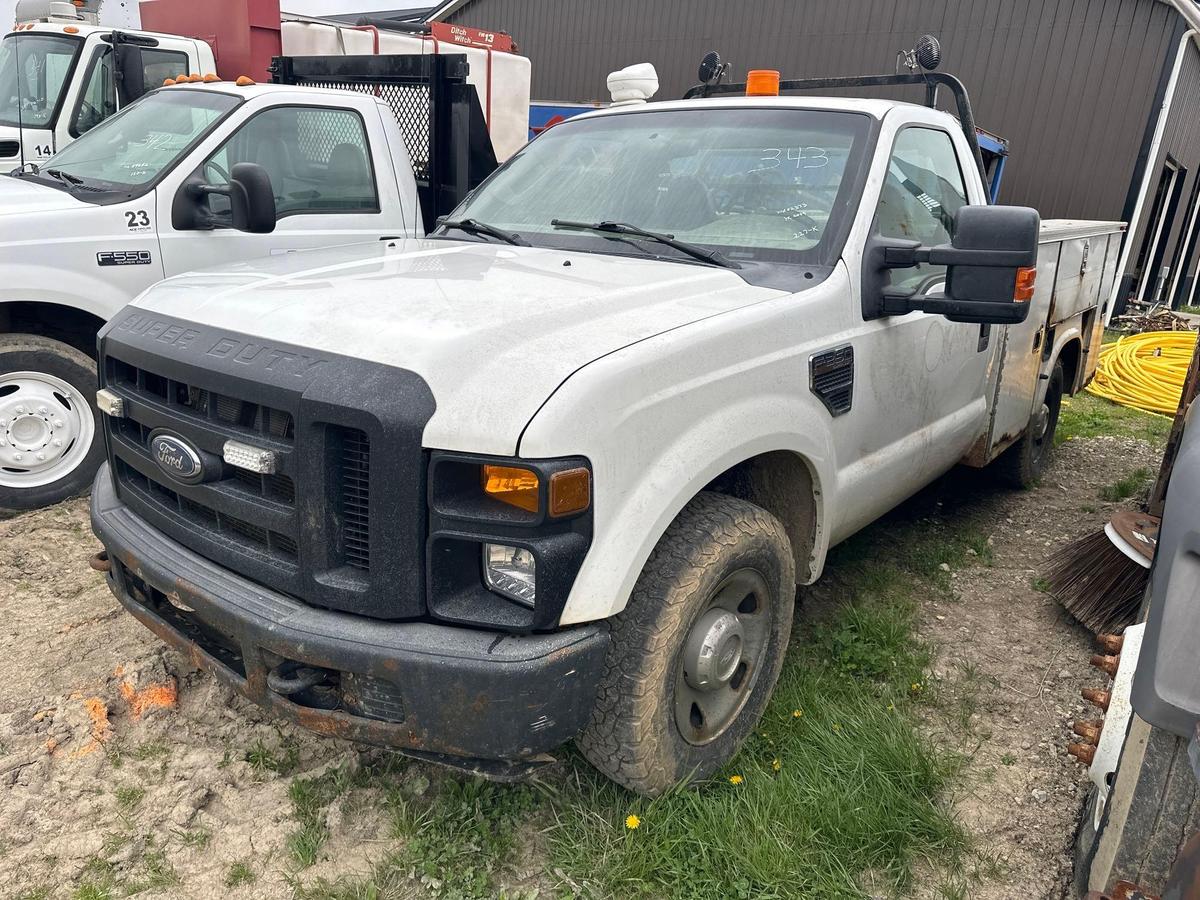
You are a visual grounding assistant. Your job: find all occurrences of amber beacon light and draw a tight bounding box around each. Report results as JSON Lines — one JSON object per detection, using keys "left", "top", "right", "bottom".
{"left": 746, "top": 69, "right": 781, "bottom": 97}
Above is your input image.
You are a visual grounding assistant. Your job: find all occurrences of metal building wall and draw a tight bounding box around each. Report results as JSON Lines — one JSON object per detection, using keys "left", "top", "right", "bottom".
{"left": 443, "top": 0, "right": 1182, "bottom": 222}
{"left": 1132, "top": 37, "right": 1200, "bottom": 306}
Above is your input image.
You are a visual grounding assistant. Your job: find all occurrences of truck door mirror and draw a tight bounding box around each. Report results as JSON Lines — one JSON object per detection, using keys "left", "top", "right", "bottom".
{"left": 174, "top": 163, "right": 277, "bottom": 234}
{"left": 866, "top": 205, "right": 1040, "bottom": 325}
{"left": 114, "top": 43, "right": 146, "bottom": 104}
{"left": 226, "top": 164, "right": 277, "bottom": 234}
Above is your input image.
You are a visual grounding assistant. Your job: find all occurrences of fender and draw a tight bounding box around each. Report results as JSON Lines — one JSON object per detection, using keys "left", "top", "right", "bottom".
{"left": 519, "top": 279, "right": 853, "bottom": 625}
{"left": 0, "top": 262, "right": 142, "bottom": 323}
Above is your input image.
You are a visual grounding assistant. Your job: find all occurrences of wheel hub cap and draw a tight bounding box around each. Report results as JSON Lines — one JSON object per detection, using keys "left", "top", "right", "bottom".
{"left": 0, "top": 371, "right": 93, "bottom": 489}
{"left": 1034, "top": 402, "right": 1051, "bottom": 442}
{"left": 673, "top": 568, "right": 773, "bottom": 746}
{"left": 683, "top": 609, "right": 745, "bottom": 691}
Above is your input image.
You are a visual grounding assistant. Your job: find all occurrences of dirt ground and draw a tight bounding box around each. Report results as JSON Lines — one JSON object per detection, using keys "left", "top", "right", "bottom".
{"left": 0, "top": 431, "right": 1151, "bottom": 899}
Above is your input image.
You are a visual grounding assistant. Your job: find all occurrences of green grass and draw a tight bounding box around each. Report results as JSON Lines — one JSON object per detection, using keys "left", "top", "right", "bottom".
{"left": 225, "top": 861, "right": 256, "bottom": 888}
{"left": 113, "top": 786, "right": 144, "bottom": 813}
{"left": 245, "top": 736, "right": 301, "bottom": 776}
{"left": 1057, "top": 391, "right": 1171, "bottom": 448}
{"left": 1099, "top": 467, "right": 1152, "bottom": 502}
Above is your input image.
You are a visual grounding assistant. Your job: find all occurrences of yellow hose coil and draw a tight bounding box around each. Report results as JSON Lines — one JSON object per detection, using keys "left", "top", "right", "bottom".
{"left": 1086, "top": 330, "right": 1197, "bottom": 415}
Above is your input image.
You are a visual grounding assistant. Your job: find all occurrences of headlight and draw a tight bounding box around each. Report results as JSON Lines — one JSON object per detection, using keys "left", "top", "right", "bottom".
{"left": 482, "top": 543, "right": 536, "bottom": 607}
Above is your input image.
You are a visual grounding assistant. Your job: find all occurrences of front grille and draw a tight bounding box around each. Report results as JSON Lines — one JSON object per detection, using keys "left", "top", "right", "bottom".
{"left": 99, "top": 312, "right": 431, "bottom": 621}
{"left": 110, "top": 358, "right": 295, "bottom": 442}
{"left": 334, "top": 427, "right": 370, "bottom": 571}
{"left": 0, "top": 140, "right": 19, "bottom": 159}
{"left": 115, "top": 459, "right": 298, "bottom": 562}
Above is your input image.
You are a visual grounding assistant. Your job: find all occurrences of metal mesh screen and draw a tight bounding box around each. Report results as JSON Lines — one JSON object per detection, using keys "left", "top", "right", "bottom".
{"left": 295, "top": 80, "right": 431, "bottom": 181}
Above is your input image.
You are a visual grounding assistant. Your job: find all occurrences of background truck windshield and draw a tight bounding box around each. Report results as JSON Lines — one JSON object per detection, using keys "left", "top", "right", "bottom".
{"left": 42, "top": 89, "right": 239, "bottom": 190}
{"left": 0, "top": 33, "right": 81, "bottom": 129}
{"left": 449, "top": 107, "right": 871, "bottom": 263}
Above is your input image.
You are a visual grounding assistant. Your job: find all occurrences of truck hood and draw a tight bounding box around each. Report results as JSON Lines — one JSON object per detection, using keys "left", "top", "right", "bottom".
{"left": 130, "top": 238, "right": 787, "bottom": 455}
{"left": 0, "top": 173, "right": 93, "bottom": 214}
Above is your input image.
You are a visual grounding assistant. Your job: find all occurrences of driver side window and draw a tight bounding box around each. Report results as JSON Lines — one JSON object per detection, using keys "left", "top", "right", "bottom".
{"left": 72, "top": 49, "right": 115, "bottom": 136}
{"left": 201, "top": 105, "right": 378, "bottom": 221}
{"left": 875, "top": 127, "right": 968, "bottom": 292}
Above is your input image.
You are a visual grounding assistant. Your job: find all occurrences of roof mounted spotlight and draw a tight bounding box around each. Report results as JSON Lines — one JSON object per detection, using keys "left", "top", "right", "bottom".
{"left": 693, "top": 50, "right": 730, "bottom": 97}
{"left": 897, "top": 34, "right": 942, "bottom": 73}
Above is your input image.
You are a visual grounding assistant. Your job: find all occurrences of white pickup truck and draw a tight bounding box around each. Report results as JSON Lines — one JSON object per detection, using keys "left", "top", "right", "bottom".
{"left": 0, "top": 53, "right": 505, "bottom": 509}
{"left": 88, "top": 67, "right": 1123, "bottom": 794}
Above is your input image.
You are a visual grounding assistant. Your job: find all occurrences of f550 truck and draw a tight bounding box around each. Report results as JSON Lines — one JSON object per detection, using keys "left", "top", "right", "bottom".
{"left": 89, "top": 63, "right": 1123, "bottom": 794}
{"left": 0, "top": 53, "right": 502, "bottom": 509}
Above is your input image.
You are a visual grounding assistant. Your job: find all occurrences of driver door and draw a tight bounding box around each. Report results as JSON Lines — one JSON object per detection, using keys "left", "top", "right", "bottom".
{"left": 155, "top": 102, "right": 405, "bottom": 278}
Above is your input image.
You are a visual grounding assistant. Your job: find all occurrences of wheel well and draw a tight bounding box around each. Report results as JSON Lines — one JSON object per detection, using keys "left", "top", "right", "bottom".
{"left": 1057, "top": 338, "right": 1082, "bottom": 395}
{"left": 0, "top": 302, "right": 106, "bottom": 360}
{"left": 705, "top": 450, "right": 819, "bottom": 581}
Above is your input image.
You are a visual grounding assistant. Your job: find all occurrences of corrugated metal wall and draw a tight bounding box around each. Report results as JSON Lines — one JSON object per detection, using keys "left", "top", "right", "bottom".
{"left": 444, "top": 0, "right": 1182, "bottom": 223}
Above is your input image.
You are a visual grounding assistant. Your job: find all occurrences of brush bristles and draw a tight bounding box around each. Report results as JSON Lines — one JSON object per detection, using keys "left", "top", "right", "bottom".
{"left": 1044, "top": 529, "right": 1149, "bottom": 634}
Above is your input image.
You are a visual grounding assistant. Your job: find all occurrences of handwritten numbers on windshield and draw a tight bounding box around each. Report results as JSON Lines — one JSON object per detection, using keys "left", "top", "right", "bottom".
{"left": 749, "top": 146, "right": 830, "bottom": 174}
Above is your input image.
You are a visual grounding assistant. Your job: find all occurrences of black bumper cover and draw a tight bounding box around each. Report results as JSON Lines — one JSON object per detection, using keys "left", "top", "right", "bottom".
{"left": 90, "top": 465, "right": 608, "bottom": 766}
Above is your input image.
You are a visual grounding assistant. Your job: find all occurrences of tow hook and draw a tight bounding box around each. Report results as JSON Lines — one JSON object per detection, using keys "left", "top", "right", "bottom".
{"left": 89, "top": 550, "right": 111, "bottom": 573}
{"left": 267, "top": 661, "right": 333, "bottom": 696}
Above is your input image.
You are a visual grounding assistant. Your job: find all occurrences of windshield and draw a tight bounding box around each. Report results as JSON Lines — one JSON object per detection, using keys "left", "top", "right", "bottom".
{"left": 444, "top": 107, "right": 872, "bottom": 265}
{"left": 0, "top": 32, "right": 82, "bottom": 128}
{"left": 41, "top": 89, "right": 240, "bottom": 191}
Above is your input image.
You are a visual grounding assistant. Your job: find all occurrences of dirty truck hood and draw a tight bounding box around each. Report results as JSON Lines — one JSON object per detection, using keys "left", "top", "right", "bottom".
{"left": 130, "top": 239, "right": 785, "bottom": 455}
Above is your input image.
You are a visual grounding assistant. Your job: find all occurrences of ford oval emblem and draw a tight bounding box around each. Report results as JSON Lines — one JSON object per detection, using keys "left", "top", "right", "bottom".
{"left": 149, "top": 431, "right": 204, "bottom": 484}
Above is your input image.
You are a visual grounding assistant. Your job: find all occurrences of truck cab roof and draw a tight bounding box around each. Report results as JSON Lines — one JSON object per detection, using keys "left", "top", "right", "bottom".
{"left": 155, "top": 81, "right": 387, "bottom": 109}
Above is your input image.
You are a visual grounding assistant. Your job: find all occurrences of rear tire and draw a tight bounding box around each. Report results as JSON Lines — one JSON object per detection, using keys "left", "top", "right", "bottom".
{"left": 995, "top": 361, "right": 1064, "bottom": 489}
{"left": 578, "top": 492, "right": 795, "bottom": 796}
{"left": 0, "top": 335, "right": 103, "bottom": 511}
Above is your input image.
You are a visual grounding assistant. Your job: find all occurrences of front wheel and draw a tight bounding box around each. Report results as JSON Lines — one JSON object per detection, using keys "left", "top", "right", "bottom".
{"left": 0, "top": 335, "right": 104, "bottom": 511}
{"left": 578, "top": 492, "right": 796, "bottom": 796}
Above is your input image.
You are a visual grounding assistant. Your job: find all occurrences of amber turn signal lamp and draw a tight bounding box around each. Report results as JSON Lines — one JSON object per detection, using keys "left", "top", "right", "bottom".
{"left": 236, "top": 75, "right": 256, "bottom": 86}
{"left": 1014, "top": 266, "right": 1036, "bottom": 302}
{"left": 482, "top": 465, "right": 540, "bottom": 513}
{"left": 63, "top": 25, "right": 79, "bottom": 33}
{"left": 746, "top": 69, "right": 781, "bottom": 97}
{"left": 163, "top": 78, "right": 176, "bottom": 86}
{"left": 549, "top": 468, "right": 591, "bottom": 517}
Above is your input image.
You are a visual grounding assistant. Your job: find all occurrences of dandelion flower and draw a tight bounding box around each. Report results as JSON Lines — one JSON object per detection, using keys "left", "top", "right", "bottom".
{"left": 910, "top": 682, "right": 923, "bottom": 692}
{"left": 792, "top": 709, "right": 803, "bottom": 718}
{"left": 625, "top": 814, "right": 641, "bottom": 830}
{"left": 729, "top": 774, "right": 744, "bottom": 785}
{"left": 772, "top": 758, "right": 782, "bottom": 772}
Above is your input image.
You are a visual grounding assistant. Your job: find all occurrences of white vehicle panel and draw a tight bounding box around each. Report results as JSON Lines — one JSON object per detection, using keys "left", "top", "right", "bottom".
{"left": 127, "top": 238, "right": 787, "bottom": 457}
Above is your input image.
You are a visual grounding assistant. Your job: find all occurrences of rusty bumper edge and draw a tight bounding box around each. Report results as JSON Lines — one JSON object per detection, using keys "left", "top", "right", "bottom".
{"left": 89, "top": 465, "right": 609, "bottom": 766}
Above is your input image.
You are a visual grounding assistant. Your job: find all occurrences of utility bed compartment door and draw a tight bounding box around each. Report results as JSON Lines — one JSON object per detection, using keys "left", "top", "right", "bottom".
{"left": 1052, "top": 235, "right": 1110, "bottom": 322}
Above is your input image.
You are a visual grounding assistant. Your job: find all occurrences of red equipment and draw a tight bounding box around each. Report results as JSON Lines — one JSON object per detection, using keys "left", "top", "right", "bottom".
{"left": 139, "top": 0, "right": 283, "bottom": 82}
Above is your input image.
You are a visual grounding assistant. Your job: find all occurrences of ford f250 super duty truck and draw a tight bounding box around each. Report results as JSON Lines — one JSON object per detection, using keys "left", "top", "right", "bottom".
{"left": 0, "top": 54, "right": 500, "bottom": 509}
{"left": 89, "top": 64, "right": 1124, "bottom": 794}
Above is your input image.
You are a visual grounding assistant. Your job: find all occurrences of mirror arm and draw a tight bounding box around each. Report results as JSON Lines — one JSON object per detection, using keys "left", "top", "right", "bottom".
{"left": 183, "top": 182, "right": 232, "bottom": 230}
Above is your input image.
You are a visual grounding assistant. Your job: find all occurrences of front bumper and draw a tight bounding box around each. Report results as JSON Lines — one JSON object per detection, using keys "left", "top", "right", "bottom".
{"left": 90, "top": 465, "right": 608, "bottom": 767}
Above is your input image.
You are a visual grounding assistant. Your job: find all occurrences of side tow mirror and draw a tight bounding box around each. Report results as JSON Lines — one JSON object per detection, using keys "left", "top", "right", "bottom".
{"left": 867, "top": 205, "right": 1040, "bottom": 325}
{"left": 173, "top": 162, "right": 277, "bottom": 234}
{"left": 226, "top": 163, "right": 277, "bottom": 234}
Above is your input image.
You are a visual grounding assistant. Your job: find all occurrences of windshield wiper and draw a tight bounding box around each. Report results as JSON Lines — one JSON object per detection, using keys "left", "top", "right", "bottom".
{"left": 44, "top": 168, "right": 84, "bottom": 186}
{"left": 551, "top": 219, "right": 738, "bottom": 269}
{"left": 437, "top": 217, "right": 529, "bottom": 247}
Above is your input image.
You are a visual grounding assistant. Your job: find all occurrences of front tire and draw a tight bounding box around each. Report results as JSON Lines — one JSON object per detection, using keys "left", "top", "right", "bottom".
{"left": 578, "top": 492, "right": 795, "bottom": 796}
{"left": 0, "top": 334, "right": 103, "bottom": 511}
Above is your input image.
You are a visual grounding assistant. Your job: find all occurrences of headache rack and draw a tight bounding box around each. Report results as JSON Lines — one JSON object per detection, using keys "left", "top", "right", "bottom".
{"left": 684, "top": 71, "right": 987, "bottom": 185}
{"left": 270, "top": 53, "right": 498, "bottom": 232}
